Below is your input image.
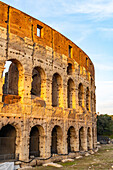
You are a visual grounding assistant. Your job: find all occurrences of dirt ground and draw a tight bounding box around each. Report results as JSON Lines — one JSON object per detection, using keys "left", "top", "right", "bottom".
{"left": 35, "top": 144, "right": 113, "bottom": 170}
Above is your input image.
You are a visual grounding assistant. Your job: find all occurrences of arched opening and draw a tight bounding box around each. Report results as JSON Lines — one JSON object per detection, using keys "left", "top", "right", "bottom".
{"left": 0, "top": 124, "right": 16, "bottom": 160}
{"left": 67, "top": 63, "right": 72, "bottom": 75}
{"left": 67, "top": 126, "right": 76, "bottom": 153}
{"left": 29, "top": 125, "right": 45, "bottom": 158}
{"left": 78, "top": 83, "right": 83, "bottom": 107}
{"left": 94, "top": 93, "right": 96, "bottom": 112}
{"left": 51, "top": 125, "right": 63, "bottom": 154}
{"left": 92, "top": 127, "right": 95, "bottom": 148}
{"left": 31, "top": 67, "right": 46, "bottom": 99}
{"left": 91, "top": 77, "right": 93, "bottom": 87}
{"left": 86, "top": 87, "right": 90, "bottom": 110}
{"left": 2, "top": 59, "right": 23, "bottom": 104}
{"left": 87, "top": 127, "right": 91, "bottom": 150}
{"left": 52, "top": 73, "right": 62, "bottom": 107}
{"left": 67, "top": 79, "right": 75, "bottom": 108}
{"left": 91, "top": 91, "right": 93, "bottom": 112}
{"left": 79, "top": 127, "right": 85, "bottom": 151}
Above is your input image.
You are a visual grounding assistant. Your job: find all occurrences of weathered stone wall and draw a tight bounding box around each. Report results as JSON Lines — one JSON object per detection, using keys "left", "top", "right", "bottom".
{"left": 0, "top": 1, "right": 97, "bottom": 163}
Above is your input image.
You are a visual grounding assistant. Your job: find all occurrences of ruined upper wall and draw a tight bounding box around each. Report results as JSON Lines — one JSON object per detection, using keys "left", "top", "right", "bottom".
{"left": 0, "top": 1, "right": 95, "bottom": 77}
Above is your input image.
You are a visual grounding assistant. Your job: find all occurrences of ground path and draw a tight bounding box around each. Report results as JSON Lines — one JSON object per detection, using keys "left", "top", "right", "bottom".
{"left": 35, "top": 144, "right": 113, "bottom": 170}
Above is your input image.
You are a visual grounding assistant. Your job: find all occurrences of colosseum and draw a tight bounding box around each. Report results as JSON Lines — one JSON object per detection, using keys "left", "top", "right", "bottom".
{"left": 0, "top": 1, "right": 97, "bottom": 165}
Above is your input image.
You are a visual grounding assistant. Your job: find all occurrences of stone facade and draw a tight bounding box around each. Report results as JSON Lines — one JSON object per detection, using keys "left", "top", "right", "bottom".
{"left": 0, "top": 1, "right": 97, "bottom": 163}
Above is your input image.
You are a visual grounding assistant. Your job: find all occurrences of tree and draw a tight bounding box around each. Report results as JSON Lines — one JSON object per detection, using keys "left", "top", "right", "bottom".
{"left": 97, "top": 114, "right": 113, "bottom": 136}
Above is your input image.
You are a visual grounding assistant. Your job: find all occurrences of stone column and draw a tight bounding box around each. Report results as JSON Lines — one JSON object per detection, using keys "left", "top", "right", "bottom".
{"left": 0, "top": 61, "right": 5, "bottom": 109}
{"left": 45, "top": 75, "right": 52, "bottom": 107}
{"left": 19, "top": 118, "right": 29, "bottom": 161}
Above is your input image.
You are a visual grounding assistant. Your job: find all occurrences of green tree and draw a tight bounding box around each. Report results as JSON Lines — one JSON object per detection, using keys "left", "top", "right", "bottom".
{"left": 97, "top": 114, "right": 113, "bottom": 136}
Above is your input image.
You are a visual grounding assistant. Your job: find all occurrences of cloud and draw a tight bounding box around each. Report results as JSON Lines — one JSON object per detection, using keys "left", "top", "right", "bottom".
{"left": 62, "top": 0, "right": 113, "bottom": 20}
{"left": 95, "top": 63, "right": 113, "bottom": 71}
{"left": 3, "top": 0, "right": 113, "bottom": 21}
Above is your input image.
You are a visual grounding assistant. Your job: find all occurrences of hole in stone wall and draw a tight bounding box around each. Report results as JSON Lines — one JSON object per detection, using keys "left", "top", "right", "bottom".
{"left": 31, "top": 68, "right": 41, "bottom": 97}
{"left": 51, "top": 125, "right": 63, "bottom": 154}
{"left": 29, "top": 126, "right": 40, "bottom": 158}
{"left": 86, "top": 87, "right": 89, "bottom": 110}
{"left": 69, "top": 45, "right": 72, "bottom": 58}
{"left": 2, "top": 59, "right": 23, "bottom": 104}
{"left": 67, "top": 79, "right": 74, "bottom": 108}
{"left": 78, "top": 83, "right": 83, "bottom": 107}
{"left": 67, "top": 126, "right": 76, "bottom": 153}
{"left": 0, "top": 124, "right": 16, "bottom": 160}
{"left": 37, "top": 25, "right": 43, "bottom": 37}
{"left": 3, "top": 61, "right": 19, "bottom": 95}
{"left": 52, "top": 73, "right": 62, "bottom": 107}
{"left": 87, "top": 127, "right": 91, "bottom": 150}
{"left": 67, "top": 63, "right": 72, "bottom": 75}
{"left": 79, "top": 127, "right": 84, "bottom": 151}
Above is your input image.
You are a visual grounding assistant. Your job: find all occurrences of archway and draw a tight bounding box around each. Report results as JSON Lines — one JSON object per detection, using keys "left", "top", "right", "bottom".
{"left": 92, "top": 127, "right": 95, "bottom": 148}
{"left": 29, "top": 125, "right": 45, "bottom": 158}
{"left": 2, "top": 59, "right": 23, "bottom": 103}
{"left": 52, "top": 73, "right": 62, "bottom": 107}
{"left": 86, "top": 87, "right": 90, "bottom": 110}
{"left": 87, "top": 127, "right": 91, "bottom": 150}
{"left": 78, "top": 83, "right": 83, "bottom": 107}
{"left": 0, "top": 124, "right": 16, "bottom": 160}
{"left": 91, "top": 91, "right": 93, "bottom": 112}
{"left": 67, "top": 126, "right": 76, "bottom": 153}
{"left": 31, "top": 67, "right": 46, "bottom": 99}
{"left": 67, "top": 79, "right": 75, "bottom": 108}
{"left": 79, "top": 127, "right": 85, "bottom": 151}
{"left": 67, "top": 63, "right": 72, "bottom": 75}
{"left": 51, "top": 125, "right": 63, "bottom": 154}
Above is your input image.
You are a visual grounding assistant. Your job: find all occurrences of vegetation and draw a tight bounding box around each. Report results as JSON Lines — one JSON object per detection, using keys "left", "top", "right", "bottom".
{"left": 97, "top": 114, "right": 113, "bottom": 137}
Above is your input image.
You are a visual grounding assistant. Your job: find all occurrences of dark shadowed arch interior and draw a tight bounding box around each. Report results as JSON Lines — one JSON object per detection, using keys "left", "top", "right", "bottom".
{"left": 0, "top": 124, "right": 16, "bottom": 160}
{"left": 91, "top": 91, "right": 93, "bottom": 112}
{"left": 3, "top": 59, "right": 22, "bottom": 96}
{"left": 3, "top": 63, "right": 19, "bottom": 95}
{"left": 31, "top": 67, "right": 46, "bottom": 99}
{"left": 79, "top": 126, "right": 85, "bottom": 151}
{"left": 29, "top": 125, "right": 45, "bottom": 158}
{"left": 92, "top": 127, "right": 95, "bottom": 148}
{"left": 52, "top": 73, "right": 62, "bottom": 107}
{"left": 67, "top": 63, "right": 72, "bottom": 75}
{"left": 29, "top": 126, "right": 40, "bottom": 157}
{"left": 67, "top": 126, "right": 76, "bottom": 153}
{"left": 51, "top": 125, "right": 63, "bottom": 154}
{"left": 86, "top": 87, "right": 89, "bottom": 110}
{"left": 67, "top": 79, "right": 75, "bottom": 108}
{"left": 78, "top": 83, "right": 83, "bottom": 107}
{"left": 2, "top": 59, "right": 23, "bottom": 104}
{"left": 87, "top": 127, "right": 91, "bottom": 150}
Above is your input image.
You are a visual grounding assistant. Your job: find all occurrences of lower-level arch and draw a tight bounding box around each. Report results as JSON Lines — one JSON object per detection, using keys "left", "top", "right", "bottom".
{"left": 29, "top": 125, "right": 45, "bottom": 158}
{"left": 0, "top": 124, "right": 16, "bottom": 160}
{"left": 87, "top": 127, "right": 92, "bottom": 150}
{"left": 79, "top": 126, "right": 85, "bottom": 151}
{"left": 67, "top": 126, "right": 76, "bottom": 153}
{"left": 51, "top": 125, "right": 63, "bottom": 154}
{"left": 92, "top": 127, "right": 96, "bottom": 148}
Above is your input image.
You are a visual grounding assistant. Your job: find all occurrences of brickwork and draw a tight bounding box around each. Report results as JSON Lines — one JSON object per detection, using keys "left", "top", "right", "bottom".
{"left": 0, "top": 1, "right": 97, "bottom": 163}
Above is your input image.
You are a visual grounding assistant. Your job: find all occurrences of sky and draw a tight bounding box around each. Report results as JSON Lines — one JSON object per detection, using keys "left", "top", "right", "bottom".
{"left": 1, "top": 0, "right": 113, "bottom": 115}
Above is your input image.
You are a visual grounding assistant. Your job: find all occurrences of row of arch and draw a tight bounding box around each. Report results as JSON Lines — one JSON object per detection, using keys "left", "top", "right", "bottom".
{"left": 2, "top": 59, "right": 95, "bottom": 110}
{"left": 0, "top": 124, "right": 96, "bottom": 160}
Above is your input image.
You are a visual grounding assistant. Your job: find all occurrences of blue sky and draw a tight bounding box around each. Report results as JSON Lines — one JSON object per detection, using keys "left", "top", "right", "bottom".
{"left": 1, "top": 0, "right": 113, "bottom": 115}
